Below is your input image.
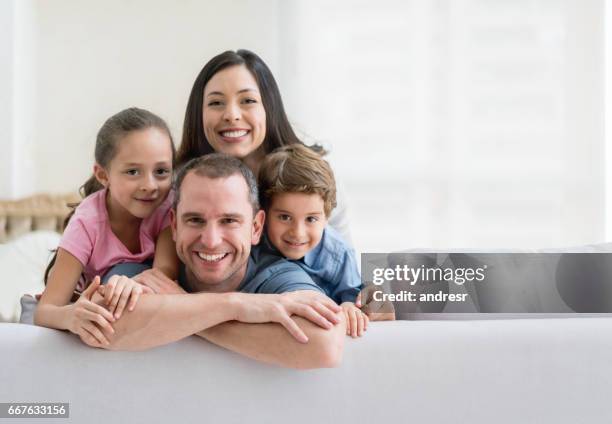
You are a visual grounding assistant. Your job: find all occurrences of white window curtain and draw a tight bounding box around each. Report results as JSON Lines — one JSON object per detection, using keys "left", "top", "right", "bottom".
{"left": 279, "top": 0, "right": 604, "bottom": 253}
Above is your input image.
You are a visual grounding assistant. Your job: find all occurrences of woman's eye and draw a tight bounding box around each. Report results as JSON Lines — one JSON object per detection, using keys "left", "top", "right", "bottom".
{"left": 243, "top": 98, "right": 257, "bottom": 104}
{"left": 207, "top": 100, "right": 222, "bottom": 107}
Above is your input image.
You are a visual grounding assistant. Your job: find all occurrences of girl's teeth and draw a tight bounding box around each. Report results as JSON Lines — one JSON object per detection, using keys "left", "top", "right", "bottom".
{"left": 221, "top": 130, "right": 248, "bottom": 138}
{"left": 197, "top": 252, "right": 227, "bottom": 262}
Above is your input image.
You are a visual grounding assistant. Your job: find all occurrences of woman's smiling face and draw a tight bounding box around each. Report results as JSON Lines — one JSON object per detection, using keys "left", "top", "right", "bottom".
{"left": 202, "top": 65, "right": 267, "bottom": 160}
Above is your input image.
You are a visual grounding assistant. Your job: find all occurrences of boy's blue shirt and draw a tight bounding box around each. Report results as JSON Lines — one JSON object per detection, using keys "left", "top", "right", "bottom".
{"left": 262, "top": 226, "right": 362, "bottom": 304}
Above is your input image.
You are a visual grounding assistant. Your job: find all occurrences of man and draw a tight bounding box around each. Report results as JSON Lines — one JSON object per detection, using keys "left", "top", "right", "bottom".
{"left": 88, "top": 154, "right": 345, "bottom": 369}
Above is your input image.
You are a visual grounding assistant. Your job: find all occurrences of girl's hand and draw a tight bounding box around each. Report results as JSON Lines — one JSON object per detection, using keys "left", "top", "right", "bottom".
{"left": 67, "top": 276, "right": 115, "bottom": 347}
{"left": 133, "top": 268, "right": 187, "bottom": 295}
{"left": 97, "top": 275, "right": 154, "bottom": 320}
{"left": 341, "top": 301, "right": 369, "bottom": 338}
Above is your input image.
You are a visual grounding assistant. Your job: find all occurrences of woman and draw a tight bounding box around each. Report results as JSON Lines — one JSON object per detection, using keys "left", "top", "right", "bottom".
{"left": 177, "top": 49, "right": 352, "bottom": 243}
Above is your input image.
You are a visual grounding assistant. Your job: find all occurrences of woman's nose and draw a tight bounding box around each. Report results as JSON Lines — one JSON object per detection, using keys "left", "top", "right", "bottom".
{"left": 222, "top": 102, "right": 241, "bottom": 122}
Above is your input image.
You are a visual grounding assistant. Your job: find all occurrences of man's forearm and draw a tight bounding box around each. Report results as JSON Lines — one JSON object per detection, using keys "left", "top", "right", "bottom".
{"left": 102, "top": 292, "right": 235, "bottom": 351}
{"left": 197, "top": 313, "right": 345, "bottom": 370}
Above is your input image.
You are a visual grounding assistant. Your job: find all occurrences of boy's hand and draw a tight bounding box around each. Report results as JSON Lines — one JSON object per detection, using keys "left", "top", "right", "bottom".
{"left": 67, "top": 276, "right": 115, "bottom": 347}
{"left": 357, "top": 286, "right": 396, "bottom": 321}
{"left": 97, "top": 275, "right": 154, "bottom": 320}
{"left": 341, "top": 302, "right": 368, "bottom": 338}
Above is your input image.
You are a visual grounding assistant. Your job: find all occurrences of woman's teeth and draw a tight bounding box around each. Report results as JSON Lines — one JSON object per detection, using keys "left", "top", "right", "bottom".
{"left": 197, "top": 252, "right": 228, "bottom": 262}
{"left": 221, "top": 130, "right": 248, "bottom": 138}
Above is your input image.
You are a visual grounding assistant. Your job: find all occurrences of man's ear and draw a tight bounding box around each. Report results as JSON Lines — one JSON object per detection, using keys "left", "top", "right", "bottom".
{"left": 170, "top": 208, "right": 177, "bottom": 242}
{"left": 93, "top": 163, "right": 109, "bottom": 188}
{"left": 251, "top": 209, "right": 265, "bottom": 245}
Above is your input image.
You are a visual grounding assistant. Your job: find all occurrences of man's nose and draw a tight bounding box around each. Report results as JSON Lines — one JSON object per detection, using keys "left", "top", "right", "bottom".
{"left": 199, "top": 224, "right": 222, "bottom": 248}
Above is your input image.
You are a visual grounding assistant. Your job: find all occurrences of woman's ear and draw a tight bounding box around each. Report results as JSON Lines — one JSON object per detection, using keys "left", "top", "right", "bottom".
{"left": 93, "top": 163, "right": 109, "bottom": 188}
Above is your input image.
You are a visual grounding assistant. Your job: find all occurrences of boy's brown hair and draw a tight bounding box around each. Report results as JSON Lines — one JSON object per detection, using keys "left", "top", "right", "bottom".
{"left": 258, "top": 144, "right": 337, "bottom": 217}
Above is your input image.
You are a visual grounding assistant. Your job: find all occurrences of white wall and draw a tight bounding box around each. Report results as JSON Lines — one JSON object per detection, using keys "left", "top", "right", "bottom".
{"left": 3, "top": 0, "right": 281, "bottom": 196}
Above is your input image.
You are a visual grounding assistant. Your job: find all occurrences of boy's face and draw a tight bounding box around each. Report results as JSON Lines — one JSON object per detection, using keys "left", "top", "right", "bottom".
{"left": 266, "top": 192, "right": 328, "bottom": 260}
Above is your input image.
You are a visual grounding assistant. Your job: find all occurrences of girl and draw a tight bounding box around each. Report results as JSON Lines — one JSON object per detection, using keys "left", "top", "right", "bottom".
{"left": 34, "top": 107, "right": 178, "bottom": 347}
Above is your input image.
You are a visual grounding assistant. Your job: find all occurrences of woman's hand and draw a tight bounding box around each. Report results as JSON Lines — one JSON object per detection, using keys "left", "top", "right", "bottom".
{"left": 66, "top": 276, "right": 115, "bottom": 347}
{"left": 97, "top": 275, "right": 154, "bottom": 320}
{"left": 341, "top": 301, "right": 368, "bottom": 338}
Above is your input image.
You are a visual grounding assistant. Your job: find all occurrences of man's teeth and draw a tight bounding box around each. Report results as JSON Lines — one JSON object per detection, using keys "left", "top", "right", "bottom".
{"left": 197, "top": 252, "right": 227, "bottom": 262}
{"left": 221, "top": 130, "right": 248, "bottom": 138}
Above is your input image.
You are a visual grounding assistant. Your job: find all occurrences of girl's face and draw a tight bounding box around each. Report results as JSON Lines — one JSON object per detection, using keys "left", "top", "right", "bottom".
{"left": 95, "top": 127, "right": 173, "bottom": 221}
{"left": 202, "top": 64, "right": 267, "bottom": 161}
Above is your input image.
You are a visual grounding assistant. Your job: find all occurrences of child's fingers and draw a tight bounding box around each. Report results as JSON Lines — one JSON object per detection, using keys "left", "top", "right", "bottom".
{"left": 114, "top": 286, "right": 133, "bottom": 319}
{"left": 109, "top": 278, "right": 127, "bottom": 314}
{"left": 81, "top": 309, "right": 114, "bottom": 336}
{"left": 82, "top": 322, "right": 109, "bottom": 346}
{"left": 357, "top": 311, "right": 365, "bottom": 337}
{"left": 104, "top": 277, "right": 117, "bottom": 306}
{"left": 363, "top": 311, "right": 370, "bottom": 331}
{"left": 349, "top": 309, "right": 358, "bottom": 338}
{"left": 82, "top": 276, "right": 101, "bottom": 300}
{"left": 82, "top": 300, "right": 115, "bottom": 323}
{"left": 355, "top": 292, "right": 362, "bottom": 308}
{"left": 128, "top": 289, "right": 141, "bottom": 312}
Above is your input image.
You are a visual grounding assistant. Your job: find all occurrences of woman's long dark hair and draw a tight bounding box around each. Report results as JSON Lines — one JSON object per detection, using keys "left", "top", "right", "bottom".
{"left": 177, "top": 49, "right": 322, "bottom": 167}
{"left": 43, "top": 107, "right": 175, "bottom": 286}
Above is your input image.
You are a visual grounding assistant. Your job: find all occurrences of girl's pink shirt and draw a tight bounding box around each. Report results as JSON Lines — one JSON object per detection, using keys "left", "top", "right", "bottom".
{"left": 58, "top": 189, "right": 174, "bottom": 291}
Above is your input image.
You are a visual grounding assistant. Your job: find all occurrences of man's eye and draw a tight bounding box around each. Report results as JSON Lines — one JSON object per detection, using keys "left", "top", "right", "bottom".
{"left": 278, "top": 214, "right": 291, "bottom": 222}
{"left": 222, "top": 218, "right": 238, "bottom": 225}
{"left": 125, "top": 169, "right": 139, "bottom": 176}
{"left": 187, "top": 218, "right": 204, "bottom": 225}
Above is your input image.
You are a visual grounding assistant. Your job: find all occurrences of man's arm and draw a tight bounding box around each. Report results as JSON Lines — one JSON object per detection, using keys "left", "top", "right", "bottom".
{"left": 97, "top": 292, "right": 236, "bottom": 351}
{"left": 198, "top": 313, "right": 345, "bottom": 370}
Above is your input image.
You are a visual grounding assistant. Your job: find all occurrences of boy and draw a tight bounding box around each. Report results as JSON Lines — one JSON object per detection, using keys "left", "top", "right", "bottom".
{"left": 258, "top": 144, "right": 367, "bottom": 337}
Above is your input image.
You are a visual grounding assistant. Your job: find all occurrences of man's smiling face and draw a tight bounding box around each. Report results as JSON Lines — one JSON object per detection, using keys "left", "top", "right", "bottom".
{"left": 171, "top": 172, "right": 264, "bottom": 292}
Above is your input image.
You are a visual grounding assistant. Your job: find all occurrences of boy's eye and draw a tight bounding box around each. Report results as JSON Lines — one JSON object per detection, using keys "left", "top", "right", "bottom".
{"left": 278, "top": 214, "right": 291, "bottom": 222}
{"left": 306, "top": 216, "right": 319, "bottom": 223}
{"left": 125, "top": 169, "right": 139, "bottom": 176}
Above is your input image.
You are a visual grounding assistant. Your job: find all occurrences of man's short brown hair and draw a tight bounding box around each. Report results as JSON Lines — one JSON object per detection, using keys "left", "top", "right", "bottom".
{"left": 258, "top": 144, "right": 337, "bottom": 217}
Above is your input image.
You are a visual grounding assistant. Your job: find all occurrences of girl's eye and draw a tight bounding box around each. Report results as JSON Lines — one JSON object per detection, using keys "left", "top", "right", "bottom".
{"left": 155, "top": 168, "right": 171, "bottom": 177}
{"left": 306, "top": 216, "right": 319, "bottom": 223}
{"left": 125, "top": 169, "right": 139, "bottom": 176}
{"left": 278, "top": 214, "right": 291, "bottom": 222}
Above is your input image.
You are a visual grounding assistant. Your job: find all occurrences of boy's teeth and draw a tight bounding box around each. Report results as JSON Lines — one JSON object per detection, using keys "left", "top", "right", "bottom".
{"left": 221, "top": 130, "right": 248, "bottom": 138}
{"left": 197, "top": 252, "right": 227, "bottom": 262}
